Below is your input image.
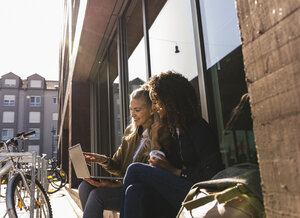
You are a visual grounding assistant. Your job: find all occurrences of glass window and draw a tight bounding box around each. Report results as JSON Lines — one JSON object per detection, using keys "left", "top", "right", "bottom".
{"left": 199, "top": 0, "right": 241, "bottom": 69}
{"left": 126, "top": 0, "right": 147, "bottom": 95}
{"left": 148, "top": 0, "right": 198, "bottom": 82}
{"left": 3, "top": 111, "right": 14, "bottom": 123}
{"left": 30, "top": 80, "right": 42, "bottom": 88}
{"left": 29, "top": 112, "right": 40, "bottom": 123}
{"left": 28, "top": 128, "right": 40, "bottom": 140}
{"left": 146, "top": 0, "right": 201, "bottom": 113}
{"left": 199, "top": 1, "right": 257, "bottom": 167}
{"left": 4, "top": 79, "right": 16, "bottom": 87}
{"left": 1, "top": 128, "right": 14, "bottom": 140}
{"left": 53, "top": 97, "right": 58, "bottom": 104}
{"left": 109, "top": 39, "right": 122, "bottom": 151}
{"left": 4, "top": 95, "right": 15, "bottom": 106}
{"left": 30, "top": 96, "right": 41, "bottom": 106}
{"left": 52, "top": 113, "right": 58, "bottom": 120}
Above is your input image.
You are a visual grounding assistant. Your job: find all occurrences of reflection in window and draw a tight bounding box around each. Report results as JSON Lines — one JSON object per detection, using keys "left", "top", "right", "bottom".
{"left": 199, "top": 0, "right": 241, "bottom": 69}
{"left": 148, "top": 0, "right": 198, "bottom": 82}
{"left": 205, "top": 47, "right": 256, "bottom": 167}
{"left": 198, "top": 0, "right": 255, "bottom": 167}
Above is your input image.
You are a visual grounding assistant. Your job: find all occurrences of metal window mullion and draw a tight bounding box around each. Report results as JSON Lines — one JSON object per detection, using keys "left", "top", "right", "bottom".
{"left": 117, "top": 17, "right": 129, "bottom": 135}
{"left": 107, "top": 55, "right": 113, "bottom": 158}
{"left": 142, "top": 0, "right": 151, "bottom": 80}
{"left": 190, "top": 0, "right": 209, "bottom": 122}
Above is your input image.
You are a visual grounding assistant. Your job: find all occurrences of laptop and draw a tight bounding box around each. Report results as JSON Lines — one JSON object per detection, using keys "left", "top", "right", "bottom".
{"left": 68, "top": 143, "right": 122, "bottom": 181}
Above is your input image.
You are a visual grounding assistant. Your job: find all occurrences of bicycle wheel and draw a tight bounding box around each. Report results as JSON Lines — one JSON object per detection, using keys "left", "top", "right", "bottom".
{"left": 59, "top": 169, "right": 67, "bottom": 187}
{"left": 6, "top": 173, "right": 53, "bottom": 218}
{"left": 47, "top": 170, "right": 63, "bottom": 194}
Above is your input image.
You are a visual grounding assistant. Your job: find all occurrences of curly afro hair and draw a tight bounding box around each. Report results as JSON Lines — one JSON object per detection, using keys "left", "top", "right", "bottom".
{"left": 149, "top": 70, "right": 201, "bottom": 135}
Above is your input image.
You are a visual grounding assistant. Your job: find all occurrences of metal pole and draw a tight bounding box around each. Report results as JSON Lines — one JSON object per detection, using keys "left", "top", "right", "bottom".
{"left": 30, "top": 152, "right": 36, "bottom": 218}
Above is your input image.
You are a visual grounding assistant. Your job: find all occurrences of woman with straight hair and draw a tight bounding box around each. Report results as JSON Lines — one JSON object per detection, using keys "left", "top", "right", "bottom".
{"left": 78, "top": 86, "right": 154, "bottom": 218}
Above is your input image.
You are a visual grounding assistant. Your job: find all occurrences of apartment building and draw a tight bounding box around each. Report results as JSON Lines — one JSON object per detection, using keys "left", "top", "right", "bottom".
{"left": 0, "top": 72, "right": 58, "bottom": 158}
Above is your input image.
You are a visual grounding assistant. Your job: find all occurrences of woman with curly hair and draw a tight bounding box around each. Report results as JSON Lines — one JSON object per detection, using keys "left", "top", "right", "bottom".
{"left": 120, "top": 71, "right": 224, "bottom": 218}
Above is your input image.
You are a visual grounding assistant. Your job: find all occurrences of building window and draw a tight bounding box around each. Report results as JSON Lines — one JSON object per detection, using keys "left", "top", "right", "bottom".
{"left": 4, "top": 79, "right": 16, "bottom": 87}
{"left": 3, "top": 111, "right": 15, "bottom": 123}
{"left": 126, "top": 0, "right": 147, "bottom": 96}
{"left": 29, "top": 112, "right": 40, "bottom": 123}
{"left": 4, "top": 95, "right": 15, "bottom": 106}
{"left": 30, "top": 80, "right": 42, "bottom": 88}
{"left": 52, "top": 113, "right": 58, "bottom": 121}
{"left": 52, "top": 129, "right": 57, "bottom": 136}
{"left": 199, "top": 0, "right": 257, "bottom": 167}
{"left": 148, "top": 0, "right": 198, "bottom": 82}
{"left": 199, "top": 0, "right": 241, "bottom": 69}
{"left": 53, "top": 97, "right": 58, "bottom": 104}
{"left": 1, "top": 128, "right": 14, "bottom": 140}
{"left": 28, "top": 128, "right": 40, "bottom": 140}
{"left": 30, "top": 96, "right": 41, "bottom": 106}
{"left": 28, "top": 145, "right": 40, "bottom": 155}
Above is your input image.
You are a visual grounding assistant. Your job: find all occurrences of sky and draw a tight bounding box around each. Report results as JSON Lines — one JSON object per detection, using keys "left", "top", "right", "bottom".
{"left": 0, "top": 0, "right": 64, "bottom": 81}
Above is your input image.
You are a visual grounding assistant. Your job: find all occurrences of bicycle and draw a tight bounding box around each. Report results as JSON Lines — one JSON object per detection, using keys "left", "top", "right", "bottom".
{"left": 0, "top": 131, "right": 53, "bottom": 218}
{"left": 49, "top": 158, "right": 67, "bottom": 186}
{"left": 46, "top": 168, "right": 63, "bottom": 194}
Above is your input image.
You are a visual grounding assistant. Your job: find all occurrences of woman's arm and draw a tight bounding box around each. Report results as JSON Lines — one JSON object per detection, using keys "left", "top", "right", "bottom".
{"left": 83, "top": 152, "right": 108, "bottom": 165}
{"left": 149, "top": 154, "right": 181, "bottom": 176}
{"left": 179, "top": 120, "right": 223, "bottom": 183}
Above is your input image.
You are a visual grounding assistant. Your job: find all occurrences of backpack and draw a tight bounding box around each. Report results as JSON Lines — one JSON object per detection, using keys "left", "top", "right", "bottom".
{"left": 176, "top": 163, "right": 265, "bottom": 218}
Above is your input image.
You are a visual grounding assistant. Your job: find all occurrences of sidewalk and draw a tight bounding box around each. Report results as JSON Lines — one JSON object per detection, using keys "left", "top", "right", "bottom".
{"left": 0, "top": 184, "right": 83, "bottom": 218}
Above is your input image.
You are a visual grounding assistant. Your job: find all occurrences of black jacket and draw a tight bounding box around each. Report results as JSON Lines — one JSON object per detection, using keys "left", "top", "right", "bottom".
{"left": 162, "top": 118, "right": 224, "bottom": 184}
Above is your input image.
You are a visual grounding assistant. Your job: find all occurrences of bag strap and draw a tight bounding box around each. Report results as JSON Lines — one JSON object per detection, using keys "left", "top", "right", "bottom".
{"left": 182, "top": 183, "right": 265, "bottom": 217}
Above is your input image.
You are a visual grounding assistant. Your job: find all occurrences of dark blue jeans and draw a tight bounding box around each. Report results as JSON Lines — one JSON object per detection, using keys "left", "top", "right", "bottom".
{"left": 120, "top": 163, "right": 193, "bottom": 218}
{"left": 78, "top": 180, "right": 122, "bottom": 218}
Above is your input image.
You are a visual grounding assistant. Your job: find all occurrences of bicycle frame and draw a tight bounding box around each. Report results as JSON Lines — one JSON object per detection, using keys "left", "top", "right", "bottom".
{"left": 0, "top": 132, "right": 37, "bottom": 218}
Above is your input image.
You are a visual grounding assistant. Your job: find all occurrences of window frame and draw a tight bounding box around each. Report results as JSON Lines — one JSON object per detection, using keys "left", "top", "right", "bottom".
{"left": 29, "top": 111, "right": 41, "bottom": 123}
{"left": 3, "top": 95, "right": 16, "bottom": 106}
{"left": 30, "top": 80, "right": 42, "bottom": 88}
{"left": 4, "top": 79, "right": 16, "bottom": 87}
{"left": 1, "top": 128, "right": 14, "bottom": 140}
{"left": 30, "top": 96, "right": 41, "bottom": 107}
{"left": 2, "top": 111, "right": 15, "bottom": 123}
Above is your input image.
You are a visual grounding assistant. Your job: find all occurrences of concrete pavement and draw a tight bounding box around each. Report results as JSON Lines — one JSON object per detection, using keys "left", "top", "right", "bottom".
{"left": 0, "top": 183, "right": 83, "bottom": 218}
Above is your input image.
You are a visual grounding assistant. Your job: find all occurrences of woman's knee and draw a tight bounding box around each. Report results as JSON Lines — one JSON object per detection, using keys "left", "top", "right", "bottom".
{"left": 78, "top": 180, "right": 94, "bottom": 196}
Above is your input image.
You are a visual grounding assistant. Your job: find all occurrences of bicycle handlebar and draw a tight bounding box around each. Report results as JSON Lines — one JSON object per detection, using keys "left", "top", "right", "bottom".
{"left": 23, "top": 130, "right": 36, "bottom": 138}
{"left": 5, "top": 130, "right": 36, "bottom": 146}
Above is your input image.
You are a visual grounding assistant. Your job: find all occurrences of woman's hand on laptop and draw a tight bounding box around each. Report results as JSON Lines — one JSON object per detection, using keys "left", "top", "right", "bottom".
{"left": 84, "top": 178, "right": 122, "bottom": 188}
{"left": 83, "top": 152, "right": 108, "bottom": 165}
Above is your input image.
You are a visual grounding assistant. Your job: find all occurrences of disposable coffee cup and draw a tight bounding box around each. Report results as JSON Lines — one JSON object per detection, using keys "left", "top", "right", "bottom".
{"left": 149, "top": 150, "right": 166, "bottom": 160}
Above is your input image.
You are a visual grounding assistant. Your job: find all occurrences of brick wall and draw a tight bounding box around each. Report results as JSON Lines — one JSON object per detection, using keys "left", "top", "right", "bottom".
{"left": 236, "top": 1, "right": 300, "bottom": 217}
